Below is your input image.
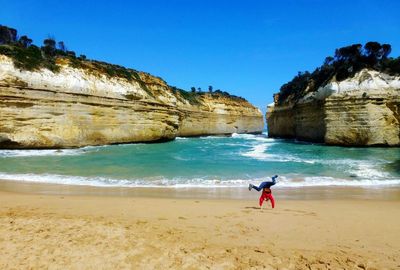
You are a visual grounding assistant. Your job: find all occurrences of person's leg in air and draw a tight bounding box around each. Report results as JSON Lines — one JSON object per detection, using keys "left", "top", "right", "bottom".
{"left": 249, "top": 181, "right": 268, "bottom": 191}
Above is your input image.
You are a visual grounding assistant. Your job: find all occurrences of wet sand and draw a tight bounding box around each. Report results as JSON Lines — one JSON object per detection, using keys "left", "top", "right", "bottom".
{"left": 1, "top": 178, "right": 400, "bottom": 200}
{"left": 1, "top": 180, "right": 400, "bottom": 269}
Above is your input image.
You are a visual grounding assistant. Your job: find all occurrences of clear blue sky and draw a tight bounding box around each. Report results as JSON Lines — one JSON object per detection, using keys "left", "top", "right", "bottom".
{"left": 1, "top": 0, "right": 399, "bottom": 112}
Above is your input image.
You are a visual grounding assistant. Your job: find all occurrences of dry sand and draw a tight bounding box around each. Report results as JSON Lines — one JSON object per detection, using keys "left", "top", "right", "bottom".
{"left": 1, "top": 186, "right": 400, "bottom": 269}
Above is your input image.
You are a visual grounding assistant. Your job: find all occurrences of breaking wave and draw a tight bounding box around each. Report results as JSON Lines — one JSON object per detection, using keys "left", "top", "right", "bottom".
{"left": 0, "top": 173, "right": 399, "bottom": 188}
{"left": 0, "top": 131, "right": 399, "bottom": 189}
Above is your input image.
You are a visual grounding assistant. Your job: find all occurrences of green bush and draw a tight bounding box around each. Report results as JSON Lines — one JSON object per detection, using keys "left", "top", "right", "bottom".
{"left": 0, "top": 24, "right": 249, "bottom": 105}
{"left": 176, "top": 89, "right": 202, "bottom": 105}
{"left": 0, "top": 44, "right": 59, "bottom": 72}
{"left": 278, "top": 42, "right": 400, "bottom": 104}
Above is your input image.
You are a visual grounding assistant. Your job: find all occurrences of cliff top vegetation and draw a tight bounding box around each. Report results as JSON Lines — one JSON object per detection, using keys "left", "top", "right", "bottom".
{"left": 0, "top": 25, "right": 246, "bottom": 105}
{"left": 277, "top": 42, "right": 400, "bottom": 105}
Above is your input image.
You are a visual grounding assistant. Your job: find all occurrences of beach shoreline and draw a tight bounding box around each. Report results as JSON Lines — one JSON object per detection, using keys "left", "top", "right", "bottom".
{"left": 1, "top": 179, "right": 400, "bottom": 269}
{"left": 1, "top": 178, "right": 400, "bottom": 201}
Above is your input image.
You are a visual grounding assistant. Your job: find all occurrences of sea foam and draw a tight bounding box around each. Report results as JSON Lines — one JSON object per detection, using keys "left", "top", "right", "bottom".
{"left": 0, "top": 173, "right": 399, "bottom": 188}
{"left": 0, "top": 132, "right": 398, "bottom": 189}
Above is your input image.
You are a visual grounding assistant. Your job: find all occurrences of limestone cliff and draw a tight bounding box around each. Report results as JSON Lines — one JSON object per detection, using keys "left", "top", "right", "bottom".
{"left": 267, "top": 69, "right": 400, "bottom": 146}
{"left": 0, "top": 55, "right": 263, "bottom": 148}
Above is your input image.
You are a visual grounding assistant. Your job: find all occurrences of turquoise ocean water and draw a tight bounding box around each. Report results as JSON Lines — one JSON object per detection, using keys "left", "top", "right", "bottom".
{"left": 0, "top": 132, "right": 399, "bottom": 188}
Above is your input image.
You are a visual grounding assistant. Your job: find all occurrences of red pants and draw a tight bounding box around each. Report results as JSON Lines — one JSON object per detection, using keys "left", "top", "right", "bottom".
{"left": 259, "top": 191, "right": 275, "bottom": 208}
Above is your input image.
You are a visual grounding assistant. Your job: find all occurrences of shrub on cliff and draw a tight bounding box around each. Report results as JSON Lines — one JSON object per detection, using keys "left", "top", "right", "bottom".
{"left": 176, "top": 88, "right": 202, "bottom": 105}
{"left": 212, "top": 89, "right": 246, "bottom": 101}
{"left": 0, "top": 25, "right": 248, "bottom": 105}
{"left": 0, "top": 25, "right": 146, "bottom": 82}
{"left": 0, "top": 44, "right": 60, "bottom": 72}
{"left": 277, "top": 42, "right": 399, "bottom": 105}
{"left": 0, "top": 26, "right": 63, "bottom": 72}
{"left": 381, "top": 56, "right": 400, "bottom": 75}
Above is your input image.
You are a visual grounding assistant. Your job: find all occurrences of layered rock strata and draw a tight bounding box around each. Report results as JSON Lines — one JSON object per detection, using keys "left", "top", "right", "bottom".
{"left": 267, "top": 69, "right": 400, "bottom": 146}
{"left": 0, "top": 56, "right": 263, "bottom": 148}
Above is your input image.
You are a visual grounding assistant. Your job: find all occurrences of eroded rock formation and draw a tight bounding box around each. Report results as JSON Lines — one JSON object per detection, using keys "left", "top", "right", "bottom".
{"left": 0, "top": 56, "right": 263, "bottom": 148}
{"left": 267, "top": 69, "right": 400, "bottom": 146}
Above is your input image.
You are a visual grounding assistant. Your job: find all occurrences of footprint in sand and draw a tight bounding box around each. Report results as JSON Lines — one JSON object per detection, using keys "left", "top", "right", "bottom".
{"left": 283, "top": 209, "right": 316, "bottom": 216}
{"left": 244, "top": 206, "right": 262, "bottom": 210}
{"left": 135, "top": 220, "right": 148, "bottom": 225}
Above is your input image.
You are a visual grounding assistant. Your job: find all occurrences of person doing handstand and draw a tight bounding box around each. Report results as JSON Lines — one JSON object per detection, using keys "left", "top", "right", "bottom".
{"left": 248, "top": 175, "right": 278, "bottom": 208}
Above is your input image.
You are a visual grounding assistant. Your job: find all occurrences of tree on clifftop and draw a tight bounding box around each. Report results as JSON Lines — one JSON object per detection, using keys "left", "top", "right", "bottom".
{"left": 0, "top": 25, "right": 17, "bottom": 45}
{"left": 57, "top": 41, "right": 66, "bottom": 52}
{"left": 18, "top": 35, "right": 33, "bottom": 48}
{"left": 42, "top": 38, "right": 57, "bottom": 57}
{"left": 277, "top": 42, "right": 398, "bottom": 105}
{"left": 364, "top": 42, "right": 391, "bottom": 60}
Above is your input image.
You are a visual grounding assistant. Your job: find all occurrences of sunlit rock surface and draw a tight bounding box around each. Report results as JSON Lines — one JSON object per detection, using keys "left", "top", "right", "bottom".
{"left": 266, "top": 69, "right": 400, "bottom": 146}
{"left": 0, "top": 56, "right": 263, "bottom": 148}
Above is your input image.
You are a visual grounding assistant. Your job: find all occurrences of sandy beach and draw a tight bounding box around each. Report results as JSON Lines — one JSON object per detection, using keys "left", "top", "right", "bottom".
{"left": 1, "top": 181, "right": 399, "bottom": 269}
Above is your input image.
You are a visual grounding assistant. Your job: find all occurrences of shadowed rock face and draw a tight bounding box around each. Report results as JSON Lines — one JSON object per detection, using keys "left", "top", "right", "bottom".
{"left": 0, "top": 56, "right": 263, "bottom": 149}
{"left": 267, "top": 69, "right": 400, "bottom": 146}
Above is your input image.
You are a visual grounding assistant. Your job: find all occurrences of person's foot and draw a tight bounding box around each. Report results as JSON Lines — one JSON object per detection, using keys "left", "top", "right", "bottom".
{"left": 248, "top": 184, "right": 253, "bottom": 191}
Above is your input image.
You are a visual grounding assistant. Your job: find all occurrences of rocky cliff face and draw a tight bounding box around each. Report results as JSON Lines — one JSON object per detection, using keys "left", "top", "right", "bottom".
{"left": 267, "top": 69, "right": 400, "bottom": 146}
{"left": 0, "top": 56, "right": 263, "bottom": 148}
